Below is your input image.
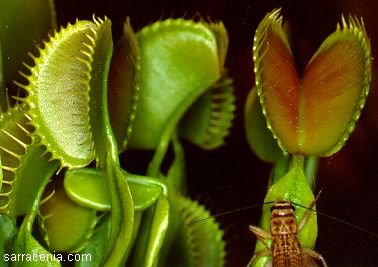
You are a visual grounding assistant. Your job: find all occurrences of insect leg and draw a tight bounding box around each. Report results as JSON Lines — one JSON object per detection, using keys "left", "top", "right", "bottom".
{"left": 248, "top": 225, "right": 272, "bottom": 266}
{"left": 302, "top": 248, "right": 328, "bottom": 267}
{"left": 246, "top": 248, "right": 271, "bottom": 267}
{"left": 249, "top": 225, "right": 272, "bottom": 249}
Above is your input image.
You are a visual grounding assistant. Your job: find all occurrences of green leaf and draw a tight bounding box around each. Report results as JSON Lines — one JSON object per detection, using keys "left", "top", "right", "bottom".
{"left": 164, "top": 194, "right": 225, "bottom": 267}
{"left": 64, "top": 168, "right": 162, "bottom": 212}
{"left": 128, "top": 195, "right": 169, "bottom": 267}
{"left": 125, "top": 179, "right": 168, "bottom": 267}
{"left": 39, "top": 183, "right": 97, "bottom": 252}
{"left": 75, "top": 215, "right": 111, "bottom": 267}
{"left": 127, "top": 173, "right": 162, "bottom": 212}
{"left": 102, "top": 153, "right": 134, "bottom": 267}
{"left": 244, "top": 87, "right": 282, "bottom": 162}
{"left": 145, "top": 195, "right": 169, "bottom": 267}
{"left": 179, "top": 72, "right": 235, "bottom": 150}
{"left": 0, "top": 104, "right": 59, "bottom": 217}
{"left": 177, "top": 22, "right": 235, "bottom": 150}
{"left": 0, "top": 214, "right": 17, "bottom": 266}
{"left": 64, "top": 168, "right": 111, "bottom": 211}
{"left": 87, "top": 17, "right": 114, "bottom": 165}
{"left": 108, "top": 18, "right": 140, "bottom": 152}
{"left": 21, "top": 20, "right": 98, "bottom": 168}
{"left": 207, "top": 21, "right": 229, "bottom": 74}
{"left": 0, "top": 104, "right": 33, "bottom": 214}
{"left": 21, "top": 16, "right": 114, "bottom": 169}
{"left": 15, "top": 222, "right": 61, "bottom": 267}
{"left": 0, "top": 0, "right": 56, "bottom": 109}
{"left": 15, "top": 176, "right": 60, "bottom": 267}
{"left": 253, "top": 9, "right": 371, "bottom": 156}
{"left": 128, "top": 18, "right": 222, "bottom": 150}
{"left": 6, "top": 142, "right": 59, "bottom": 217}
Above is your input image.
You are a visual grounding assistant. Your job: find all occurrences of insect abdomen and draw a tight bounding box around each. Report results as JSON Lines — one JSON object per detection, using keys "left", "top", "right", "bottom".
{"left": 272, "top": 234, "right": 303, "bottom": 267}
{"left": 271, "top": 202, "right": 303, "bottom": 267}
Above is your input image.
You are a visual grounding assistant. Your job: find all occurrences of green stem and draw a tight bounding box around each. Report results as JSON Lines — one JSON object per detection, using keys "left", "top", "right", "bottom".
{"left": 304, "top": 156, "right": 319, "bottom": 190}
{"left": 166, "top": 132, "right": 186, "bottom": 191}
{"left": 147, "top": 82, "right": 211, "bottom": 177}
{"left": 292, "top": 154, "right": 305, "bottom": 170}
{"left": 147, "top": 124, "right": 176, "bottom": 178}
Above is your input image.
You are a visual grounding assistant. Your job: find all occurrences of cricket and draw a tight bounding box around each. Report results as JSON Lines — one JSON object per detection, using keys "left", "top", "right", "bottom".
{"left": 247, "top": 196, "right": 327, "bottom": 267}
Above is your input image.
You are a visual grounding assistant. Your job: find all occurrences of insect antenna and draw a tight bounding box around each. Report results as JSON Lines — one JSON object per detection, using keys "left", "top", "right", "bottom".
{"left": 293, "top": 202, "right": 378, "bottom": 238}
{"left": 187, "top": 194, "right": 378, "bottom": 239}
{"left": 321, "top": 209, "right": 378, "bottom": 238}
{"left": 184, "top": 201, "right": 275, "bottom": 227}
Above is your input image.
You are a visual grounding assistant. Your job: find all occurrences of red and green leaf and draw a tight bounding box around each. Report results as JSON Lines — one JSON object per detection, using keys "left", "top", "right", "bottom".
{"left": 253, "top": 9, "right": 371, "bottom": 156}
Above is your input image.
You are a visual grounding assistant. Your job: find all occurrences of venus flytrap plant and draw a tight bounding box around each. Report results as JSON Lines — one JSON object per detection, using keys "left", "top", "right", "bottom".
{"left": 246, "top": 8, "right": 372, "bottom": 266}
{"left": 7, "top": 13, "right": 232, "bottom": 267}
{"left": 10, "top": 16, "right": 135, "bottom": 267}
{"left": 0, "top": 2, "right": 62, "bottom": 264}
{"left": 110, "top": 17, "right": 233, "bottom": 267}
{"left": 1, "top": 2, "right": 373, "bottom": 266}
{"left": 103, "top": 16, "right": 233, "bottom": 266}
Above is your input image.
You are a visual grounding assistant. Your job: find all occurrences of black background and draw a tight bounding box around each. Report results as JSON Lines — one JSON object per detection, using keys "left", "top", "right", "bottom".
{"left": 55, "top": 0, "right": 378, "bottom": 266}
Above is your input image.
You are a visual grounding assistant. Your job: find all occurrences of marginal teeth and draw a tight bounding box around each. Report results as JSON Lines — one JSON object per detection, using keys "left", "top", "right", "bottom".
{"left": 173, "top": 194, "right": 225, "bottom": 266}
{"left": 16, "top": 20, "right": 103, "bottom": 169}
{"left": 0, "top": 145, "right": 21, "bottom": 159}
{"left": 0, "top": 106, "right": 32, "bottom": 212}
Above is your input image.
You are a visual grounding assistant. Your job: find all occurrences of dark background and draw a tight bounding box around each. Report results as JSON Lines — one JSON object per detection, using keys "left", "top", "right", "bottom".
{"left": 55, "top": 0, "right": 378, "bottom": 266}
